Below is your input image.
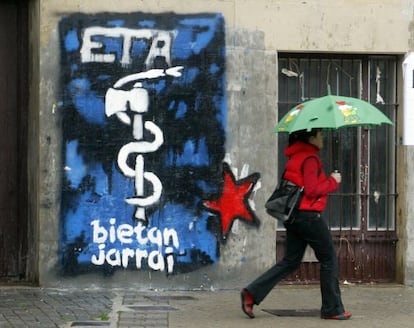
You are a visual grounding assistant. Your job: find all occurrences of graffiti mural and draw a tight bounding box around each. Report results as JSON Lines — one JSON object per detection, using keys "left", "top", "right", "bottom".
{"left": 59, "top": 12, "right": 260, "bottom": 276}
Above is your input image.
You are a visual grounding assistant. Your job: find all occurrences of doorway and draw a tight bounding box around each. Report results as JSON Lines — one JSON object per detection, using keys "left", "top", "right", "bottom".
{"left": 276, "top": 54, "right": 397, "bottom": 282}
{"left": 0, "top": 1, "right": 29, "bottom": 282}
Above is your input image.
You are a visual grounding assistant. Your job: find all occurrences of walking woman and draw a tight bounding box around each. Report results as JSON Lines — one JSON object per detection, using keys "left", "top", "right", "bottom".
{"left": 240, "top": 128, "right": 351, "bottom": 320}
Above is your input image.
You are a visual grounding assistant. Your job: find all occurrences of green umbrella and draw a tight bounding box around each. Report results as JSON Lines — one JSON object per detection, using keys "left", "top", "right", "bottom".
{"left": 274, "top": 93, "right": 393, "bottom": 133}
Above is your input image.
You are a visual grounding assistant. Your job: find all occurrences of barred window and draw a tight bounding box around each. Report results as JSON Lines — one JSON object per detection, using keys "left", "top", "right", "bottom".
{"left": 277, "top": 54, "right": 397, "bottom": 231}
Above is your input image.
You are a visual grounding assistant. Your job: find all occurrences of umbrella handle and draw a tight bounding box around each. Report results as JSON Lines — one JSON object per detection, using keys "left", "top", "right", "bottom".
{"left": 332, "top": 130, "right": 339, "bottom": 171}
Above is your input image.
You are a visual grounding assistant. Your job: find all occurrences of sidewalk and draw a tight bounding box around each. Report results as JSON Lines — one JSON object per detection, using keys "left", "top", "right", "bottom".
{"left": 0, "top": 284, "right": 413, "bottom": 327}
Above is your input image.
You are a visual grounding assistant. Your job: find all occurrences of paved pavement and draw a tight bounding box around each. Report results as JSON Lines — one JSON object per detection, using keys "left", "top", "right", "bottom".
{"left": 0, "top": 284, "right": 413, "bottom": 327}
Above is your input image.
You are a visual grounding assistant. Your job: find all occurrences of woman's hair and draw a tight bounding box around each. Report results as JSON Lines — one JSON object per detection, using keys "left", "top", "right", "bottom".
{"left": 288, "top": 128, "right": 322, "bottom": 145}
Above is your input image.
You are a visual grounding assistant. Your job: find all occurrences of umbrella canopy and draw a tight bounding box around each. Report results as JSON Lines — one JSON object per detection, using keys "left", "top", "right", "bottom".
{"left": 274, "top": 94, "right": 393, "bottom": 133}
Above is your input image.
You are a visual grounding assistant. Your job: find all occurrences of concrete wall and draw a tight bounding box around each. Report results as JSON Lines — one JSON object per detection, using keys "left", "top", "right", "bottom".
{"left": 34, "top": 0, "right": 414, "bottom": 288}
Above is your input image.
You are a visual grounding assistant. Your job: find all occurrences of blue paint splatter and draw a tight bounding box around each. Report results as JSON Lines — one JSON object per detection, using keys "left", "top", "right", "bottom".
{"left": 138, "top": 20, "right": 156, "bottom": 28}
{"left": 68, "top": 78, "right": 106, "bottom": 125}
{"left": 176, "top": 139, "right": 209, "bottom": 166}
{"left": 175, "top": 101, "right": 187, "bottom": 118}
{"left": 65, "top": 140, "right": 86, "bottom": 188}
{"left": 64, "top": 29, "right": 79, "bottom": 51}
{"left": 108, "top": 19, "right": 124, "bottom": 27}
{"left": 179, "top": 17, "right": 218, "bottom": 54}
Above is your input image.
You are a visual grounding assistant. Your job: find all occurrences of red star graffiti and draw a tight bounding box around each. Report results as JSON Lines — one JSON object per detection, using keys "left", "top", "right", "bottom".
{"left": 203, "top": 162, "right": 260, "bottom": 240}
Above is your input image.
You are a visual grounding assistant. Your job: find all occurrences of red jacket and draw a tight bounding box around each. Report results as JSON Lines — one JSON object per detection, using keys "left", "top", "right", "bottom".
{"left": 283, "top": 141, "right": 338, "bottom": 212}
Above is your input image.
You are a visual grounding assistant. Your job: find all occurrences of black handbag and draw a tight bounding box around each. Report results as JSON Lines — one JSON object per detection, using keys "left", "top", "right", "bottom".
{"left": 265, "top": 177, "right": 304, "bottom": 222}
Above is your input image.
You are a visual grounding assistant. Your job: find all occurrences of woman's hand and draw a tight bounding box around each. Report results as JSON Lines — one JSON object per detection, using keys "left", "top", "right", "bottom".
{"left": 331, "top": 171, "right": 342, "bottom": 184}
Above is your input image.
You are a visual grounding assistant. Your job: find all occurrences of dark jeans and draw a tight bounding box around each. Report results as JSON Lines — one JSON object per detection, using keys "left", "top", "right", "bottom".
{"left": 245, "top": 210, "right": 345, "bottom": 317}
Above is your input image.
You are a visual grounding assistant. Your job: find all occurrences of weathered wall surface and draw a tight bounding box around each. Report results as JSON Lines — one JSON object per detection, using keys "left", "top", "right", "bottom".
{"left": 36, "top": 0, "right": 414, "bottom": 288}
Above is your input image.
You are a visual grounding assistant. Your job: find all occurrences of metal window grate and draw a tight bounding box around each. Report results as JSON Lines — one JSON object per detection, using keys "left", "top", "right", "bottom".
{"left": 277, "top": 53, "right": 397, "bottom": 232}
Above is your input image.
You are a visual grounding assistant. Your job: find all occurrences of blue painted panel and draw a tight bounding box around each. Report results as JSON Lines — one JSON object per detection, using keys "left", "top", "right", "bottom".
{"left": 59, "top": 13, "right": 226, "bottom": 275}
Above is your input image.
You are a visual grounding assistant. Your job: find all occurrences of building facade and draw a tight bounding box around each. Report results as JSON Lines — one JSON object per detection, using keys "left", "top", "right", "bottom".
{"left": 1, "top": 0, "right": 414, "bottom": 289}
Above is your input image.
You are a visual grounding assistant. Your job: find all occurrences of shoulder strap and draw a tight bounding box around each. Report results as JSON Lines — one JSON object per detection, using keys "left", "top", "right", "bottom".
{"left": 301, "top": 155, "right": 321, "bottom": 176}
{"left": 282, "top": 154, "right": 320, "bottom": 185}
